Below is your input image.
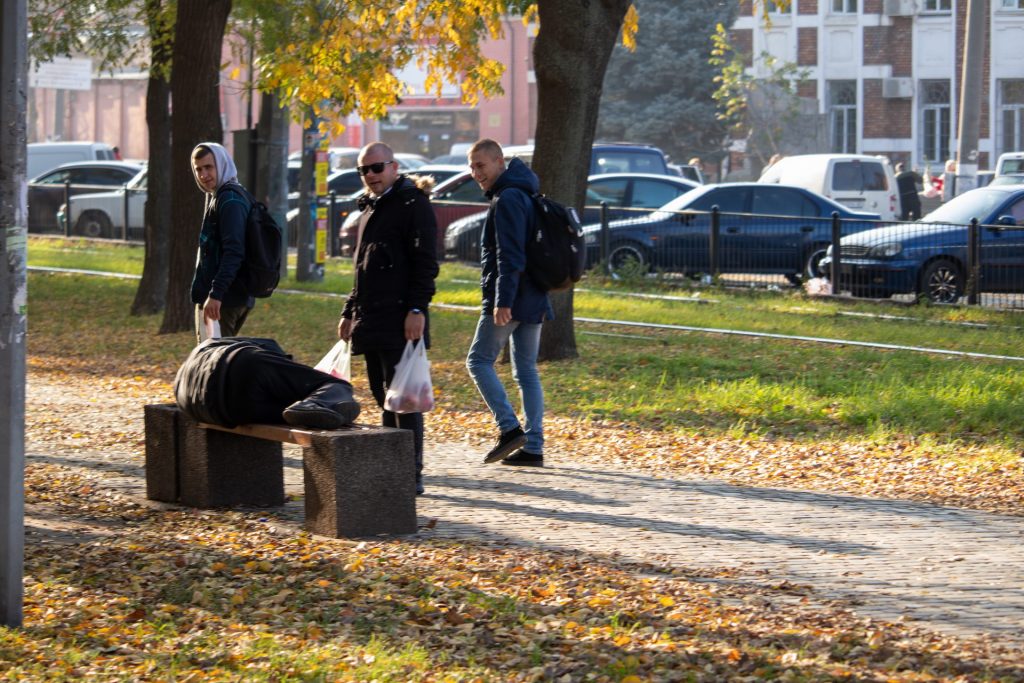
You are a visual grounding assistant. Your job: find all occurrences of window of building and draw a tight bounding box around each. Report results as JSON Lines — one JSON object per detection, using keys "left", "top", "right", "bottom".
{"left": 831, "top": 0, "right": 857, "bottom": 12}
{"left": 921, "top": 80, "right": 951, "bottom": 165}
{"left": 1000, "top": 0, "right": 1024, "bottom": 9}
{"left": 999, "top": 80, "right": 1024, "bottom": 155}
{"left": 923, "top": 0, "right": 952, "bottom": 10}
{"left": 766, "top": 0, "right": 792, "bottom": 13}
{"left": 828, "top": 80, "right": 857, "bottom": 154}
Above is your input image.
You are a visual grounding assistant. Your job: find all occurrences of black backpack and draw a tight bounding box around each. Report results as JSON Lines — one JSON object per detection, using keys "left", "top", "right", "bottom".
{"left": 218, "top": 183, "right": 282, "bottom": 298}
{"left": 524, "top": 193, "right": 585, "bottom": 292}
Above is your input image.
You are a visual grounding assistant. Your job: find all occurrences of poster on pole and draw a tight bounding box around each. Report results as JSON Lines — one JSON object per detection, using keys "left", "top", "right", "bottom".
{"left": 28, "top": 58, "right": 93, "bottom": 91}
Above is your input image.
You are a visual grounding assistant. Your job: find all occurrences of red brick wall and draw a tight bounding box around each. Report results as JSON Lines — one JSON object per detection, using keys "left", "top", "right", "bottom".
{"left": 863, "top": 0, "right": 883, "bottom": 14}
{"left": 798, "top": 27, "right": 818, "bottom": 66}
{"left": 797, "top": 80, "right": 818, "bottom": 99}
{"left": 799, "top": 0, "right": 818, "bottom": 13}
{"left": 890, "top": 19, "right": 913, "bottom": 77}
{"left": 863, "top": 26, "right": 890, "bottom": 66}
{"left": 739, "top": 0, "right": 753, "bottom": 16}
{"left": 732, "top": 29, "right": 754, "bottom": 67}
{"left": 863, "top": 79, "right": 913, "bottom": 139}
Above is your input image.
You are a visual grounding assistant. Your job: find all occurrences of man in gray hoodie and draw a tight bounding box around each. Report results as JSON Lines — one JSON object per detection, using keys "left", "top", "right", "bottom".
{"left": 190, "top": 142, "right": 254, "bottom": 340}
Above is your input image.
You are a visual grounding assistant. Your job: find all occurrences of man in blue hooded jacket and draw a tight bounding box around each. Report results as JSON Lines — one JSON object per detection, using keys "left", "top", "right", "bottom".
{"left": 190, "top": 142, "right": 254, "bottom": 340}
{"left": 466, "top": 139, "right": 553, "bottom": 467}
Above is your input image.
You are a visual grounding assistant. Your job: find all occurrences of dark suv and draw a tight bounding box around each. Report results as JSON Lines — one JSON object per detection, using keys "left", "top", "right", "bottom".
{"left": 501, "top": 142, "right": 671, "bottom": 176}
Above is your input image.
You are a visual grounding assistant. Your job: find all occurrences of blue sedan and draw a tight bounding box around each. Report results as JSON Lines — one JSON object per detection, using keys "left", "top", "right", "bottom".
{"left": 820, "top": 184, "right": 1024, "bottom": 303}
{"left": 583, "top": 183, "right": 880, "bottom": 281}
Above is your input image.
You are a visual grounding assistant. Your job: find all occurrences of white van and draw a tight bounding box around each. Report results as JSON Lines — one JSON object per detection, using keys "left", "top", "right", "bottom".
{"left": 758, "top": 153, "right": 900, "bottom": 220}
{"left": 994, "top": 152, "right": 1024, "bottom": 177}
{"left": 28, "top": 141, "right": 117, "bottom": 179}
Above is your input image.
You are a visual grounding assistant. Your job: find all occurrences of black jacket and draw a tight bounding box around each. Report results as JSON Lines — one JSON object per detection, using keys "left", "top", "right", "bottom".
{"left": 190, "top": 182, "right": 254, "bottom": 308}
{"left": 342, "top": 175, "right": 439, "bottom": 355}
{"left": 174, "top": 337, "right": 287, "bottom": 427}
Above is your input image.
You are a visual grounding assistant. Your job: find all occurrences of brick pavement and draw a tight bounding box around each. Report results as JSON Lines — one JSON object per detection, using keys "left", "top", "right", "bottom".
{"left": 26, "top": 435, "right": 1024, "bottom": 648}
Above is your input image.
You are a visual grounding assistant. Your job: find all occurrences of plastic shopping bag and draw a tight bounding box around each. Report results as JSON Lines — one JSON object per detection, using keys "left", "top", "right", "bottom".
{"left": 314, "top": 339, "right": 351, "bottom": 381}
{"left": 383, "top": 340, "right": 434, "bottom": 414}
{"left": 199, "top": 318, "right": 221, "bottom": 342}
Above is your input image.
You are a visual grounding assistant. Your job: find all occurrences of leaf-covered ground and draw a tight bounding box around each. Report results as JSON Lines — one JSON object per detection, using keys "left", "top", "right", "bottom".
{"left": 9, "top": 356, "right": 1024, "bottom": 680}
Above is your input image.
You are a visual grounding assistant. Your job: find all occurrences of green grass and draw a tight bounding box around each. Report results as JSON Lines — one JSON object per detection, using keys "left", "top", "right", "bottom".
{"left": 25, "top": 236, "right": 1024, "bottom": 456}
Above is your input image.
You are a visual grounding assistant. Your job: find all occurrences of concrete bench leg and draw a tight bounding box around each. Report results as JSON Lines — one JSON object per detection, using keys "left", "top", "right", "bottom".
{"left": 303, "top": 427, "right": 417, "bottom": 538}
{"left": 176, "top": 412, "right": 285, "bottom": 509}
{"left": 145, "top": 403, "right": 181, "bottom": 502}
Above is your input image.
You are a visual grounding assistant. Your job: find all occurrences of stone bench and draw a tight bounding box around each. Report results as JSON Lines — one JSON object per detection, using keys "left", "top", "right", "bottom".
{"left": 144, "top": 404, "right": 417, "bottom": 538}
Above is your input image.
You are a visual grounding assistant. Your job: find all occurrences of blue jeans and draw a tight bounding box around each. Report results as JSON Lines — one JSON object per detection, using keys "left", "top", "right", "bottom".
{"left": 466, "top": 315, "right": 544, "bottom": 454}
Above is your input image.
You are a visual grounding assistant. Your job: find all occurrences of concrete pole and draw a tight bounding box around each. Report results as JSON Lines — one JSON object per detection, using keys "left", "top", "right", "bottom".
{"left": 955, "top": 0, "right": 985, "bottom": 195}
{"left": 0, "top": 0, "right": 28, "bottom": 628}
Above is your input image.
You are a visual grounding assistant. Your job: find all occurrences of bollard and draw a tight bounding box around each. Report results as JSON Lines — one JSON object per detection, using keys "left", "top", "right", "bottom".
{"left": 600, "top": 201, "right": 609, "bottom": 275}
{"left": 830, "top": 211, "right": 841, "bottom": 293}
{"left": 709, "top": 205, "right": 720, "bottom": 280}
{"left": 966, "top": 218, "right": 979, "bottom": 305}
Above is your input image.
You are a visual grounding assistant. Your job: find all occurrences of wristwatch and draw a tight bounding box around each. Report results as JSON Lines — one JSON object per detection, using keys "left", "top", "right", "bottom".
{"left": 409, "top": 308, "right": 424, "bottom": 315}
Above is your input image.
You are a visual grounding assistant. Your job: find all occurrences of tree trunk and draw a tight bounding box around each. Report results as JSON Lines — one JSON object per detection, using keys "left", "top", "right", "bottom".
{"left": 532, "top": 0, "right": 631, "bottom": 361}
{"left": 159, "top": 0, "right": 232, "bottom": 334}
{"left": 131, "top": 0, "right": 172, "bottom": 316}
{"left": 256, "top": 91, "right": 290, "bottom": 283}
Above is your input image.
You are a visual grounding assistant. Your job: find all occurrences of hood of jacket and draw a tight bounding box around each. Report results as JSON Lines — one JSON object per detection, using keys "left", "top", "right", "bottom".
{"left": 487, "top": 157, "right": 539, "bottom": 199}
{"left": 192, "top": 142, "right": 238, "bottom": 194}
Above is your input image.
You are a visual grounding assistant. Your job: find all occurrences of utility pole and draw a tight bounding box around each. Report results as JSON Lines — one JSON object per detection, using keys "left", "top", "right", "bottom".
{"left": 955, "top": 0, "right": 985, "bottom": 195}
{"left": 0, "top": 0, "right": 28, "bottom": 628}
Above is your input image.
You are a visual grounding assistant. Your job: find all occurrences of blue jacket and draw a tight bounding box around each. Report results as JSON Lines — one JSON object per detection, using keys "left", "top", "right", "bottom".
{"left": 481, "top": 158, "right": 553, "bottom": 323}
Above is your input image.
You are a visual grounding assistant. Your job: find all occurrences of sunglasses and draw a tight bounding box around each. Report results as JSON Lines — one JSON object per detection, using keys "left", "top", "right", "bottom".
{"left": 357, "top": 160, "right": 394, "bottom": 176}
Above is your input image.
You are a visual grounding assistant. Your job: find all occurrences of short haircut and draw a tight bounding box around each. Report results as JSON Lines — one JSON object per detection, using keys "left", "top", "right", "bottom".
{"left": 192, "top": 145, "right": 213, "bottom": 161}
{"left": 469, "top": 138, "right": 503, "bottom": 159}
{"left": 360, "top": 141, "right": 393, "bottom": 159}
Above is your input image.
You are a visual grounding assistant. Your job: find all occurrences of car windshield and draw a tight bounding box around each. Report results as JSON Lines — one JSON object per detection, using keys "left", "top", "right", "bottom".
{"left": 650, "top": 186, "right": 713, "bottom": 218}
{"left": 921, "top": 188, "right": 1015, "bottom": 224}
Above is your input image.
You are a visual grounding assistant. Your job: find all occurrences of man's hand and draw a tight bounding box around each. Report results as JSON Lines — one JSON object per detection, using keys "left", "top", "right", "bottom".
{"left": 405, "top": 311, "right": 425, "bottom": 340}
{"left": 494, "top": 306, "right": 512, "bottom": 326}
{"left": 338, "top": 317, "right": 353, "bottom": 341}
{"left": 202, "top": 296, "right": 222, "bottom": 321}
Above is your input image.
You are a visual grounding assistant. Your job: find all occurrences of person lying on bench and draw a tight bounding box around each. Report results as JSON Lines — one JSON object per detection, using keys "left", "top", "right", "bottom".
{"left": 174, "top": 337, "right": 360, "bottom": 430}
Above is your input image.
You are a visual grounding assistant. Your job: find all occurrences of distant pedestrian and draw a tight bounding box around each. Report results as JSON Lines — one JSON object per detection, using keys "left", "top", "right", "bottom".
{"left": 895, "top": 162, "right": 923, "bottom": 220}
{"left": 190, "top": 142, "right": 255, "bottom": 340}
{"left": 466, "top": 138, "right": 553, "bottom": 467}
{"left": 112, "top": 146, "right": 123, "bottom": 160}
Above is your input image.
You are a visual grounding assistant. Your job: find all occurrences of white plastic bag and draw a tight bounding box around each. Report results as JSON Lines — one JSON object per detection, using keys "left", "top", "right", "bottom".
{"left": 199, "top": 318, "right": 221, "bottom": 342}
{"left": 314, "top": 339, "right": 352, "bottom": 381}
{"left": 383, "top": 340, "right": 434, "bottom": 414}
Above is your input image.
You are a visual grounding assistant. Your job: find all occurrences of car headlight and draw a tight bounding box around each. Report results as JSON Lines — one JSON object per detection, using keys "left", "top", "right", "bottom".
{"left": 867, "top": 242, "right": 902, "bottom": 258}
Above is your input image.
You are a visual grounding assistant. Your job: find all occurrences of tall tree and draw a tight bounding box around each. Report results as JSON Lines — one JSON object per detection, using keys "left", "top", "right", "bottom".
{"left": 130, "top": 0, "right": 173, "bottom": 315}
{"left": 159, "top": 0, "right": 231, "bottom": 333}
{"left": 531, "top": 0, "right": 636, "bottom": 361}
{"left": 597, "top": 0, "right": 736, "bottom": 168}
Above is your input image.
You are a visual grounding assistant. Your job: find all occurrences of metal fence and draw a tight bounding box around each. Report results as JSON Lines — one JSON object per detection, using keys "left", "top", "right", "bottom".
{"left": 585, "top": 205, "right": 1024, "bottom": 308}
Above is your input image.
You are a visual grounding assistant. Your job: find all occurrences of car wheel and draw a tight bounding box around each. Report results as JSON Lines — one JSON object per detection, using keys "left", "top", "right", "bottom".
{"left": 607, "top": 242, "right": 648, "bottom": 277}
{"left": 75, "top": 211, "right": 112, "bottom": 238}
{"left": 919, "top": 258, "right": 964, "bottom": 304}
{"left": 803, "top": 243, "right": 830, "bottom": 279}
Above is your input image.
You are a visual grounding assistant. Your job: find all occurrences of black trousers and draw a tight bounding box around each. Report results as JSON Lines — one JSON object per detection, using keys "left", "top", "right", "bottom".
{"left": 222, "top": 347, "right": 341, "bottom": 425}
{"left": 363, "top": 347, "right": 424, "bottom": 466}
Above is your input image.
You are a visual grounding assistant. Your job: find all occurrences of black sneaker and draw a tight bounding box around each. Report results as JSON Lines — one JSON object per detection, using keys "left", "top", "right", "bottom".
{"left": 483, "top": 426, "right": 527, "bottom": 464}
{"left": 500, "top": 449, "right": 543, "bottom": 467}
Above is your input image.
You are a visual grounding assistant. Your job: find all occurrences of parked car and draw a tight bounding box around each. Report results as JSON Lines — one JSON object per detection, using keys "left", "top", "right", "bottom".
{"left": 583, "top": 182, "right": 880, "bottom": 282}
{"left": 29, "top": 161, "right": 144, "bottom": 234}
{"left": 820, "top": 184, "right": 1024, "bottom": 303}
{"left": 395, "top": 152, "right": 431, "bottom": 169}
{"left": 497, "top": 142, "right": 671, "bottom": 176}
{"left": 989, "top": 173, "right": 1024, "bottom": 187}
{"left": 444, "top": 173, "right": 698, "bottom": 261}
{"left": 669, "top": 163, "right": 705, "bottom": 184}
{"left": 27, "top": 141, "right": 117, "bottom": 179}
{"left": 995, "top": 151, "right": 1024, "bottom": 177}
{"left": 758, "top": 153, "right": 901, "bottom": 221}
{"left": 59, "top": 167, "right": 148, "bottom": 239}
{"left": 288, "top": 146, "right": 359, "bottom": 170}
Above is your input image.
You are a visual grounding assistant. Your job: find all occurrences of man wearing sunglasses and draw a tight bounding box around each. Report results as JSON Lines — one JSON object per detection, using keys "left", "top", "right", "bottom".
{"left": 338, "top": 142, "right": 439, "bottom": 495}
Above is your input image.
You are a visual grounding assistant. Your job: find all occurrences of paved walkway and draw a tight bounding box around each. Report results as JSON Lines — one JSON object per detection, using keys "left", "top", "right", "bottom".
{"left": 26, "top": 437, "right": 1024, "bottom": 648}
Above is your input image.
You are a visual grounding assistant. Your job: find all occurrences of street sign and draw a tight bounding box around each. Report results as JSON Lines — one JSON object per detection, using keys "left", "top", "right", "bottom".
{"left": 28, "top": 57, "right": 92, "bottom": 91}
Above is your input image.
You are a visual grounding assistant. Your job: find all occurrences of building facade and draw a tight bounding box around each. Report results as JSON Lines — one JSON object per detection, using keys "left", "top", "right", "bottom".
{"left": 26, "top": 19, "right": 537, "bottom": 165}
{"left": 730, "top": 0, "right": 1024, "bottom": 175}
